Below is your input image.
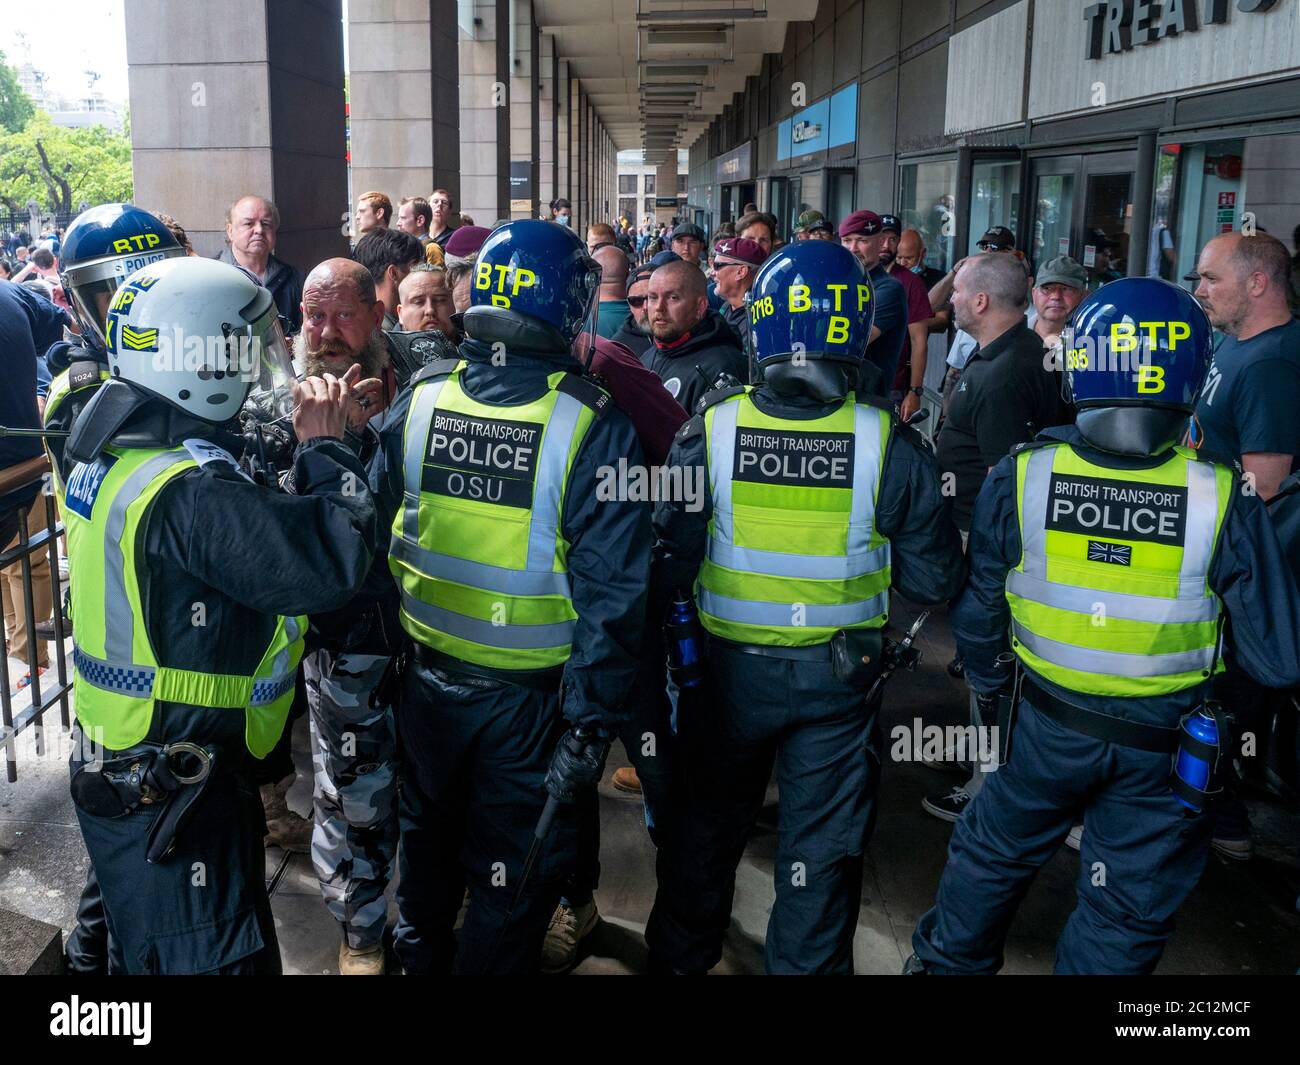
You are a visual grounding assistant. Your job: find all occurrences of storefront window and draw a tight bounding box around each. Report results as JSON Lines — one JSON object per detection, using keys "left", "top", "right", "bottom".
{"left": 1154, "top": 139, "right": 1247, "bottom": 287}
{"left": 968, "top": 159, "right": 1021, "bottom": 257}
{"left": 898, "top": 159, "right": 958, "bottom": 272}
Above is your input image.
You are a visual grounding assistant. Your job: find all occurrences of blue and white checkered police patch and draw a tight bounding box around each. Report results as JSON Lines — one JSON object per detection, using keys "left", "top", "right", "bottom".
{"left": 73, "top": 646, "right": 156, "bottom": 695}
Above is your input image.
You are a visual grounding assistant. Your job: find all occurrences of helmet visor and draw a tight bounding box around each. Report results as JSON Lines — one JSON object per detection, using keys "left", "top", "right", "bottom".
{"left": 67, "top": 273, "right": 122, "bottom": 349}
{"left": 240, "top": 305, "right": 299, "bottom": 420}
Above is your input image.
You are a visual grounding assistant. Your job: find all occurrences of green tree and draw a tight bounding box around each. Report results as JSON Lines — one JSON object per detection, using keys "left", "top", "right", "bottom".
{"left": 0, "top": 114, "right": 133, "bottom": 215}
{"left": 0, "top": 51, "right": 35, "bottom": 133}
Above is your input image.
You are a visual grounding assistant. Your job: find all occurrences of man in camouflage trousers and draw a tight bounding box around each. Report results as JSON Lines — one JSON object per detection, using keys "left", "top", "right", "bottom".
{"left": 304, "top": 650, "right": 399, "bottom": 976}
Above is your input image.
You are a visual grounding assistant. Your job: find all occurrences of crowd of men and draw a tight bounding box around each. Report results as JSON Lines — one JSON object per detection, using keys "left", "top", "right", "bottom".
{"left": 1, "top": 181, "right": 1299, "bottom": 978}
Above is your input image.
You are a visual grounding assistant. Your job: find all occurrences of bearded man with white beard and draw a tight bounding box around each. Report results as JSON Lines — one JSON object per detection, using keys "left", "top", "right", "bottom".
{"left": 289, "top": 257, "right": 403, "bottom": 975}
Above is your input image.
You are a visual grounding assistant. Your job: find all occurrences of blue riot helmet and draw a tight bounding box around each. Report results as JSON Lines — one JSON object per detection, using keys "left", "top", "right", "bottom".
{"left": 1063, "top": 276, "right": 1213, "bottom": 456}
{"left": 746, "top": 240, "right": 876, "bottom": 402}
{"left": 463, "top": 219, "right": 601, "bottom": 359}
{"left": 59, "top": 204, "right": 185, "bottom": 351}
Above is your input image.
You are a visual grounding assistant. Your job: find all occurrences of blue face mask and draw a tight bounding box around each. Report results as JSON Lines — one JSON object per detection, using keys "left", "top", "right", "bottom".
{"left": 910, "top": 264, "right": 924, "bottom": 274}
{"left": 557, "top": 214, "right": 570, "bottom": 227}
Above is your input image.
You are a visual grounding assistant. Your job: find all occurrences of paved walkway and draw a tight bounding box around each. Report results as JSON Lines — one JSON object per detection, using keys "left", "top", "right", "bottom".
{"left": 3, "top": 605, "right": 1298, "bottom": 974}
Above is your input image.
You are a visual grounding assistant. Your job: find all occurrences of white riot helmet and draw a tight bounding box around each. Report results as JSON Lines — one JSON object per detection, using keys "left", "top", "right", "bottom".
{"left": 103, "top": 256, "right": 295, "bottom": 423}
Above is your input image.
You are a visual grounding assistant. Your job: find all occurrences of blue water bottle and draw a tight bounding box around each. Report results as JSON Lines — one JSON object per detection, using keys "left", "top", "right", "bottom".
{"left": 1173, "top": 708, "right": 1219, "bottom": 813}
{"left": 664, "top": 591, "right": 704, "bottom": 689}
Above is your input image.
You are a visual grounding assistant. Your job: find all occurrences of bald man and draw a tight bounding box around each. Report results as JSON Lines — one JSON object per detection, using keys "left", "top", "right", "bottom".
{"left": 293, "top": 258, "right": 403, "bottom": 975}
{"left": 644, "top": 258, "right": 747, "bottom": 415}
{"left": 219, "top": 194, "right": 305, "bottom": 332}
{"left": 594, "top": 244, "right": 632, "bottom": 340}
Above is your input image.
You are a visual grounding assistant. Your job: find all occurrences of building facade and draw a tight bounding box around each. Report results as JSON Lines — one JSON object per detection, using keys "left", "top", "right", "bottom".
{"left": 686, "top": 0, "right": 1300, "bottom": 286}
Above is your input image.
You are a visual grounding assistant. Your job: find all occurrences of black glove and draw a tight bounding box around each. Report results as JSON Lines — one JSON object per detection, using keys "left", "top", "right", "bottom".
{"left": 544, "top": 727, "right": 611, "bottom": 804}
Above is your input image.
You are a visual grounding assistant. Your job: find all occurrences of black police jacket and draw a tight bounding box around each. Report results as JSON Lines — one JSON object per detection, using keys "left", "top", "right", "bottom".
{"left": 375, "top": 338, "right": 653, "bottom": 730}
{"left": 953, "top": 424, "right": 1300, "bottom": 729}
{"left": 642, "top": 311, "right": 748, "bottom": 417}
{"left": 652, "top": 384, "right": 967, "bottom": 637}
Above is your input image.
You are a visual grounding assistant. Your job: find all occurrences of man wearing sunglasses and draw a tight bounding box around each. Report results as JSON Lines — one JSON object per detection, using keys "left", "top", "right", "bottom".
{"left": 611, "top": 261, "right": 660, "bottom": 360}
{"left": 711, "top": 236, "right": 769, "bottom": 347}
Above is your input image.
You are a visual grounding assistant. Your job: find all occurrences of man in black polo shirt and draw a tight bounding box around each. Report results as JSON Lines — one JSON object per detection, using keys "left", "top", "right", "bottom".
{"left": 926, "top": 251, "right": 1069, "bottom": 822}
{"left": 936, "top": 252, "right": 1063, "bottom": 532}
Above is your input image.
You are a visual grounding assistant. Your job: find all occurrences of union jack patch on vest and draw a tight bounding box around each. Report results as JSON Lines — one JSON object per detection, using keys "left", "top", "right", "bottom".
{"left": 1087, "top": 540, "right": 1132, "bottom": 566}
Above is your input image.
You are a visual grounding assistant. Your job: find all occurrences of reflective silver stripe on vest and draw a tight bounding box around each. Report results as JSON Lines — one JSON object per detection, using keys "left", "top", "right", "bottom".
{"left": 401, "top": 378, "right": 448, "bottom": 543}
{"left": 1012, "top": 624, "right": 1215, "bottom": 678}
{"left": 399, "top": 589, "right": 575, "bottom": 649}
{"left": 707, "top": 399, "right": 739, "bottom": 545}
{"left": 1006, "top": 569, "right": 1219, "bottom": 624}
{"left": 389, "top": 535, "right": 571, "bottom": 597}
{"left": 526, "top": 391, "right": 583, "bottom": 571}
{"left": 1019, "top": 447, "right": 1054, "bottom": 579}
{"left": 102, "top": 451, "right": 194, "bottom": 664}
{"left": 1181, "top": 458, "right": 1218, "bottom": 586}
{"left": 848, "top": 405, "right": 879, "bottom": 556}
{"left": 706, "top": 541, "right": 891, "bottom": 581}
{"left": 697, "top": 587, "right": 888, "bottom": 630}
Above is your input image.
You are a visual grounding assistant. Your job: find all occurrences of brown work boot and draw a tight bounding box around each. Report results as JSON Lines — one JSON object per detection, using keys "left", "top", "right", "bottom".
{"left": 611, "top": 766, "right": 642, "bottom": 794}
{"left": 338, "top": 940, "right": 385, "bottom": 976}
{"left": 260, "top": 775, "right": 312, "bottom": 853}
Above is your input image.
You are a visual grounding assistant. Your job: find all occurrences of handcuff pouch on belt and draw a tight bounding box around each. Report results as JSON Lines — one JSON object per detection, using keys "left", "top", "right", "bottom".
{"left": 70, "top": 741, "right": 215, "bottom": 864}
{"left": 830, "top": 628, "right": 884, "bottom": 688}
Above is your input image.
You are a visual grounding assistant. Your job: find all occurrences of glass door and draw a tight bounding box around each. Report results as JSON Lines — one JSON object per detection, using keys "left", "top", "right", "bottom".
{"left": 1028, "top": 150, "right": 1136, "bottom": 281}
{"left": 1030, "top": 160, "right": 1077, "bottom": 272}
{"left": 1080, "top": 151, "right": 1137, "bottom": 288}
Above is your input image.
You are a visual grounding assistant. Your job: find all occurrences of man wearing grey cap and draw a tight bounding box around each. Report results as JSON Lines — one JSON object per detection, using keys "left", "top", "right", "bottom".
{"left": 1030, "top": 255, "right": 1089, "bottom": 355}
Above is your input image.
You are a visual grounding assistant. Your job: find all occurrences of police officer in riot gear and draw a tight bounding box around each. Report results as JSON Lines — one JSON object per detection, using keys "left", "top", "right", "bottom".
{"left": 908, "top": 277, "right": 1300, "bottom": 974}
{"left": 375, "top": 219, "right": 652, "bottom": 974}
{"left": 645, "top": 240, "right": 965, "bottom": 974}
{"left": 63, "top": 256, "right": 376, "bottom": 974}
{"left": 42, "top": 204, "right": 186, "bottom": 492}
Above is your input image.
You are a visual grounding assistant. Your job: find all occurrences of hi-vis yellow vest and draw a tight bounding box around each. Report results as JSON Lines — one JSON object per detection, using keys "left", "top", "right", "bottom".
{"left": 42, "top": 366, "right": 110, "bottom": 500}
{"left": 388, "top": 363, "right": 604, "bottom": 671}
{"left": 1007, "top": 442, "right": 1231, "bottom": 698}
{"left": 697, "top": 388, "right": 892, "bottom": 647}
{"left": 64, "top": 444, "right": 305, "bottom": 756}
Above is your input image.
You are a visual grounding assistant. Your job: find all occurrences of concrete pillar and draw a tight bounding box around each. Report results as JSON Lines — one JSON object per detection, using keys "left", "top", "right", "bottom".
{"left": 538, "top": 34, "right": 555, "bottom": 213}
{"left": 349, "top": 0, "right": 427, "bottom": 217}
{"left": 430, "top": 0, "right": 462, "bottom": 204}
{"left": 655, "top": 160, "right": 678, "bottom": 227}
{"left": 568, "top": 74, "right": 580, "bottom": 218}
{"left": 126, "top": 0, "right": 348, "bottom": 269}
{"left": 555, "top": 59, "right": 570, "bottom": 212}
{"left": 460, "top": 0, "right": 510, "bottom": 226}
{"left": 509, "top": 0, "right": 539, "bottom": 219}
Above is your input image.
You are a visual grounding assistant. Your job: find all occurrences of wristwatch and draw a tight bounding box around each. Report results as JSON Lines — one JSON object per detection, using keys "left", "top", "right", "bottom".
{"left": 909, "top": 385, "right": 924, "bottom": 396}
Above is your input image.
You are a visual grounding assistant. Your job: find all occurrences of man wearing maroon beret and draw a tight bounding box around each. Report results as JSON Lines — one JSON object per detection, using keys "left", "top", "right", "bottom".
{"left": 711, "top": 236, "right": 768, "bottom": 348}
{"left": 839, "top": 210, "right": 909, "bottom": 398}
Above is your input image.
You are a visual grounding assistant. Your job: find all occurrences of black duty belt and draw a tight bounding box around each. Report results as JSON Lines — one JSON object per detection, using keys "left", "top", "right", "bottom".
{"left": 709, "top": 635, "right": 832, "bottom": 662}
{"left": 1023, "top": 679, "right": 1179, "bottom": 754}
{"left": 410, "top": 640, "right": 563, "bottom": 692}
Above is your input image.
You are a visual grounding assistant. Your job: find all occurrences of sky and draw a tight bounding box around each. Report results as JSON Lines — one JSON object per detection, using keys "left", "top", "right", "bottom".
{"left": 2, "top": 2, "right": 130, "bottom": 106}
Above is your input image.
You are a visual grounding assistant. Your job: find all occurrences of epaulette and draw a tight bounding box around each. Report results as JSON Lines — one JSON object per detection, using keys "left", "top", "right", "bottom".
{"left": 408, "top": 358, "right": 463, "bottom": 387}
{"left": 674, "top": 414, "right": 705, "bottom": 443}
{"left": 695, "top": 384, "right": 748, "bottom": 414}
{"left": 555, "top": 372, "right": 612, "bottom": 417}
{"left": 68, "top": 359, "right": 105, "bottom": 392}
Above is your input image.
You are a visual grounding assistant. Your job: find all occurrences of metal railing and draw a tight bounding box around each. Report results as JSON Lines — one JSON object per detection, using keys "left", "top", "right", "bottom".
{"left": 0, "top": 459, "right": 72, "bottom": 782}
